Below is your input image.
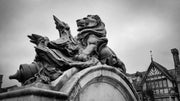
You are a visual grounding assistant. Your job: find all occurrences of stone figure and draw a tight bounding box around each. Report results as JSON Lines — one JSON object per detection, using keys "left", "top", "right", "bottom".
{"left": 9, "top": 15, "right": 126, "bottom": 86}
{"left": 76, "top": 15, "right": 126, "bottom": 72}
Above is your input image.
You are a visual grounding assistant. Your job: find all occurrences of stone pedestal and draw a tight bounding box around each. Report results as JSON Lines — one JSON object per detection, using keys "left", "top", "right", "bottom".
{"left": 0, "top": 65, "right": 139, "bottom": 101}
{"left": 60, "top": 65, "right": 139, "bottom": 101}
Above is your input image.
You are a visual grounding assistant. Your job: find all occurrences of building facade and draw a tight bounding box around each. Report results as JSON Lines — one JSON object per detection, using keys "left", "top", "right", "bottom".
{"left": 128, "top": 48, "right": 180, "bottom": 101}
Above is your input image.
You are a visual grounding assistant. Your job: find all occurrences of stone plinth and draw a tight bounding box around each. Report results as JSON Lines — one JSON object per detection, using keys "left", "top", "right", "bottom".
{"left": 0, "top": 65, "right": 139, "bottom": 101}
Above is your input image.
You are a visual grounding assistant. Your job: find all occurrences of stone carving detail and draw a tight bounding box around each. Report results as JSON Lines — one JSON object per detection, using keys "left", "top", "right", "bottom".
{"left": 9, "top": 15, "right": 126, "bottom": 85}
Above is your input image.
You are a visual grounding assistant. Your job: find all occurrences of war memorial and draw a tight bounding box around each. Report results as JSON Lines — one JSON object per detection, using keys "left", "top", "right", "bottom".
{"left": 0, "top": 15, "right": 139, "bottom": 101}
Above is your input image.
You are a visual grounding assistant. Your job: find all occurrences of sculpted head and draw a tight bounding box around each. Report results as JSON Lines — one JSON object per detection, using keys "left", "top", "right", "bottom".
{"left": 76, "top": 15, "right": 101, "bottom": 31}
{"left": 76, "top": 15, "right": 106, "bottom": 37}
{"left": 76, "top": 15, "right": 107, "bottom": 46}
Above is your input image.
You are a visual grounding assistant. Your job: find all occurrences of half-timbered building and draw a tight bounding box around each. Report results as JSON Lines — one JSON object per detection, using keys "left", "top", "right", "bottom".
{"left": 140, "top": 60, "right": 178, "bottom": 101}
{"left": 128, "top": 48, "right": 180, "bottom": 101}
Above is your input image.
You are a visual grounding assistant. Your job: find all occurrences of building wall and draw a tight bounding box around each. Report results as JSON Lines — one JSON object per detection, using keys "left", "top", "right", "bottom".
{"left": 129, "top": 71, "right": 179, "bottom": 101}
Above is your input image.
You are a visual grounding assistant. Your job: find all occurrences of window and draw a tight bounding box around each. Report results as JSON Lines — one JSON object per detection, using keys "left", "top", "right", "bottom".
{"left": 163, "top": 80, "right": 167, "bottom": 87}
{"left": 152, "top": 82, "right": 155, "bottom": 89}
{"left": 167, "top": 80, "right": 173, "bottom": 87}
{"left": 163, "top": 98, "right": 168, "bottom": 101}
{"left": 159, "top": 81, "right": 162, "bottom": 88}
{"left": 153, "top": 90, "right": 156, "bottom": 94}
{"left": 162, "top": 75, "right": 165, "bottom": 79}
{"left": 148, "top": 82, "right": 152, "bottom": 89}
{"left": 164, "top": 88, "right": 168, "bottom": 93}
{"left": 160, "top": 89, "right": 163, "bottom": 94}
{"left": 157, "top": 76, "right": 161, "bottom": 79}
{"left": 143, "top": 83, "right": 146, "bottom": 90}
{"left": 155, "top": 99, "right": 161, "bottom": 101}
{"left": 155, "top": 90, "right": 159, "bottom": 94}
{"left": 155, "top": 81, "right": 159, "bottom": 88}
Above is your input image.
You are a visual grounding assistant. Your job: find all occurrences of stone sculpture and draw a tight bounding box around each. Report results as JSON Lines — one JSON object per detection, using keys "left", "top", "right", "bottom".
{"left": 9, "top": 15, "right": 126, "bottom": 86}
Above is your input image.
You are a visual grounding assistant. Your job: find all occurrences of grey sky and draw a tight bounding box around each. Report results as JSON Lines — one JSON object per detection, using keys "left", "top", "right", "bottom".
{"left": 0, "top": 0, "right": 180, "bottom": 87}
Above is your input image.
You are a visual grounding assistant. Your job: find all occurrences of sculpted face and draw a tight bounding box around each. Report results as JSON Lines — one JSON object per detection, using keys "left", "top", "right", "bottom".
{"left": 76, "top": 15, "right": 100, "bottom": 31}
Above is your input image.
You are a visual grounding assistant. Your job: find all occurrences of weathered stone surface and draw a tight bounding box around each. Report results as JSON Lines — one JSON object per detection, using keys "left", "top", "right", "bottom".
{"left": 79, "top": 82, "right": 126, "bottom": 101}
{"left": 59, "top": 65, "right": 139, "bottom": 101}
{"left": 0, "top": 87, "right": 68, "bottom": 101}
{"left": 9, "top": 15, "right": 126, "bottom": 85}
{"left": 2, "top": 15, "right": 140, "bottom": 101}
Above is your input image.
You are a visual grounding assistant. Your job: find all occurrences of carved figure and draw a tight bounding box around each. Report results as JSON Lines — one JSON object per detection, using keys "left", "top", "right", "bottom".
{"left": 76, "top": 15, "right": 126, "bottom": 72}
{"left": 9, "top": 15, "right": 126, "bottom": 86}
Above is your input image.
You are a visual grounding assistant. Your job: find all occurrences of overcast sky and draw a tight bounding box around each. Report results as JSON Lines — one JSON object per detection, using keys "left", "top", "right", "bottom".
{"left": 0, "top": 0, "right": 180, "bottom": 87}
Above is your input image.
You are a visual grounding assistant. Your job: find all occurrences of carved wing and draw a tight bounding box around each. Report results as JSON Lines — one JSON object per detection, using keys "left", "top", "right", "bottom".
{"left": 53, "top": 15, "right": 76, "bottom": 44}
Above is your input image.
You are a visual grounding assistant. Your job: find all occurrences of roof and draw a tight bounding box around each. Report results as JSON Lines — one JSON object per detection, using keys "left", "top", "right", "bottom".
{"left": 141, "top": 60, "right": 175, "bottom": 86}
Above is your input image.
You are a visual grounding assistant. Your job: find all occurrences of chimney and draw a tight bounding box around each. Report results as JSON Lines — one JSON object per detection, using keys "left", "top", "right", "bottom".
{"left": 171, "top": 48, "right": 180, "bottom": 68}
{"left": 0, "top": 75, "right": 3, "bottom": 88}
{"left": 171, "top": 48, "right": 180, "bottom": 100}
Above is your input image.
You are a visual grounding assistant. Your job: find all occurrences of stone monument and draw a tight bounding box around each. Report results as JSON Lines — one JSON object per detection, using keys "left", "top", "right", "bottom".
{"left": 0, "top": 15, "right": 139, "bottom": 101}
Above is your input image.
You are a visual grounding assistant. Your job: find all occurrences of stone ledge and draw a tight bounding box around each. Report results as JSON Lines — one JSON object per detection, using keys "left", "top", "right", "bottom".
{"left": 0, "top": 86, "right": 68, "bottom": 100}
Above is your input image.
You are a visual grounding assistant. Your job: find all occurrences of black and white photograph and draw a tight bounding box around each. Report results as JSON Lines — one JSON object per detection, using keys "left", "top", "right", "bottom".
{"left": 0, "top": 0, "right": 180, "bottom": 101}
